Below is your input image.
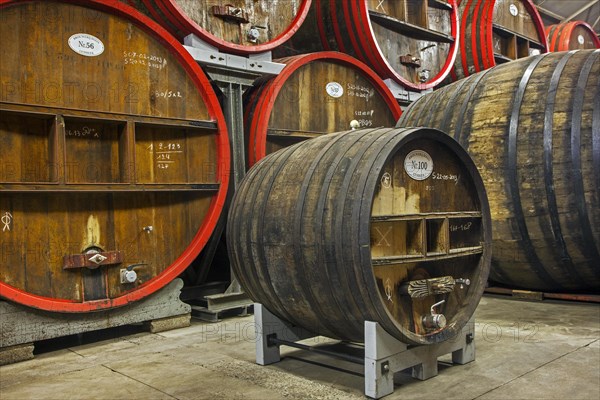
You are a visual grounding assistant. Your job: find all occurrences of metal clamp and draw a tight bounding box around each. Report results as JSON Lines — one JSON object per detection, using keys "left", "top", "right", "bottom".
{"left": 63, "top": 250, "right": 123, "bottom": 270}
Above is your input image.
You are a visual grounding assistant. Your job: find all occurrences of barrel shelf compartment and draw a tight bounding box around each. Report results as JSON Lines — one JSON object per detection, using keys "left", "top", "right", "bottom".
{"left": 0, "top": 0, "right": 229, "bottom": 313}
{"left": 491, "top": 23, "right": 544, "bottom": 62}
{"left": 368, "top": 11, "right": 455, "bottom": 43}
{"left": 370, "top": 213, "right": 483, "bottom": 264}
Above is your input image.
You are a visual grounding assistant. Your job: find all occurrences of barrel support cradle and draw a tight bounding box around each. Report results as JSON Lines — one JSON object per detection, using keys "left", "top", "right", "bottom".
{"left": 183, "top": 35, "right": 285, "bottom": 320}
{"left": 255, "top": 303, "right": 475, "bottom": 399}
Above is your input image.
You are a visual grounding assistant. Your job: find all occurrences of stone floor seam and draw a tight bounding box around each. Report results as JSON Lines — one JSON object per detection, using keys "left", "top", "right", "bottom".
{"left": 101, "top": 364, "right": 180, "bottom": 400}
{"left": 471, "top": 338, "right": 598, "bottom": 399}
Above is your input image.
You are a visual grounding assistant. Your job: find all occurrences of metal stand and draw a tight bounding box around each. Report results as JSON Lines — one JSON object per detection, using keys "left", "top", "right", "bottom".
{"left": 183, "top": 35, "right": 285, "bottom": 321}
{"left": 255, "top": 303, "right": 475, "bottom": 399}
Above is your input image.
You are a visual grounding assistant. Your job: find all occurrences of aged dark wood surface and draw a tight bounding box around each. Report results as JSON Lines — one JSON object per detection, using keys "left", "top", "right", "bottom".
{"left": 228, "top": 127, "right": 491, "bottom": 344}
{"left": 398, "top": 50, "right": 600, "bottom": 292}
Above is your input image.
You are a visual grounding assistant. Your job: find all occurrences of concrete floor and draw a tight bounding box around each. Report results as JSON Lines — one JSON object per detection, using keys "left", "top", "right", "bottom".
{"left": 0, "top": 295, "right": 598, "bottom": 400}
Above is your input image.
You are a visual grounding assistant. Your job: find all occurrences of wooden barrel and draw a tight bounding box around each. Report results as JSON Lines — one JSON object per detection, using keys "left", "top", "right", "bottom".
{"left": 228, "top": 127, "right": 491, "bottom": 344}
{"left": 0, "top": 0, "right": 230, "bottom": 312}
{"left": 278, "top": 1, "right": 459, "bottom": 90}
{"left": 546, "top": 21, "right": 600, "bottom": 52}
{"left": 451, "top": 0, "right": 548, "bottom": 80}
{"left": 244, "top": 52, "right": 402, "bottom": 167}
{"left": 125, "top": 0, "right": 311, "bottom": 54}
{"left": 398, "top": 50, "right": 600, "bottom": 293}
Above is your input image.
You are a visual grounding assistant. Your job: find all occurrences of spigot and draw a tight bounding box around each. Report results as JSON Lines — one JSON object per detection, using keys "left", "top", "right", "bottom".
{"left": 422, "top": 300, "right": 446, "bottom": 330}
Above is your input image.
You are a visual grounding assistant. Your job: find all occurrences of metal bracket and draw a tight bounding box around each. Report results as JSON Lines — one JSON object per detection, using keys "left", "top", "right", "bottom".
{"left": 181, "top": 35, "right": 286, "bottom": 318}
{"left": 183, "top": 34, "right": 285, "bottom": 75}
{"left": 63, "top": 251, "right": 123, "bottom": 270}
{"left": 254, "top": 303, "right": 476, "bottom": 399}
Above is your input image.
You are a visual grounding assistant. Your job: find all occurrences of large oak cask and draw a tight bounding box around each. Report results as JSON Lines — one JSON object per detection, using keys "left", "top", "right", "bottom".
{"left": 278, "top": 1, "right": 460, "bottom": 91}
{"left": 228, "top": 127, "right": 491, "bottom": 344}
{"left": 398, "top": 50, "right": 599, "bottom": 293}
{"left": 451, "top": 0, "right": 548, "bottom": 80}
{"left": 126, "top": 0, "right": 311, "bottom": 55}
{"left": 546, "top": 21, "right": 600, "bottom": 52}
{"left": 0, "top": 0, "right": 230, "bottom": 311}
{"left": 244, "top": 51, "right": 402, "bottom": 167}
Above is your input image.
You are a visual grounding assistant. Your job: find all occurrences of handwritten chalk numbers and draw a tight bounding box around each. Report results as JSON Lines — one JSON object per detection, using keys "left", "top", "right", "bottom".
{"left": 148, "top": 142, "right": 184, "bottom": 170}
{"left": 154, "top": 90, "right": 183, "bottom": 99}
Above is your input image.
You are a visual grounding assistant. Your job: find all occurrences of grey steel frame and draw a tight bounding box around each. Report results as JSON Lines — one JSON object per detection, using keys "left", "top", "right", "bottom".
{"left": 255, "top": 303, "right": 476, "bottom": 399}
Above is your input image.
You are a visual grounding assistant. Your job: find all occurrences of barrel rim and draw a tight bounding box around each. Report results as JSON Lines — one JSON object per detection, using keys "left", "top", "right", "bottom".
{"left": 0, "top": 0, "right": 231, "bottom": 312}
{"left": 546, "top": 21, "right": 600, "bottom": 51}
{"left": 359, "top": 127, "right": 492, "bottom": 344}
{"left": 357, "top": 0, "right": 460, "bottom": 90}
{"left": 151, "top": 0, "right": 313, "bottom": 54}
{"left": 247, "top": 51, "right": 403, "bottom": 167}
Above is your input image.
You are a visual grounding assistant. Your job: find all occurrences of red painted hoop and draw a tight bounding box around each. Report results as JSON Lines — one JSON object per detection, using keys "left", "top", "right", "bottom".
{"left": 246, "top": 51, "right": 402, "bottom": 167}
{"left": 145, "top": 0, "right": 312, "bottom": 55}
{"left": 355, "top": 0, "right": 460, "bottom": 90}
{"left": 546, "top": 21, "right": 600, "bottom": 52}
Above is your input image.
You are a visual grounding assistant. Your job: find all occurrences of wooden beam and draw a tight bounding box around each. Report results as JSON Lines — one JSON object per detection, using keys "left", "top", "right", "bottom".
{"left": 562, "top": 0, "right": 598, "bottom": 23}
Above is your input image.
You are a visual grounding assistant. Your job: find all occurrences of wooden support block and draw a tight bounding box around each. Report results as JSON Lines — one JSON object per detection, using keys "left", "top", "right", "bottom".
{"left": 0, "top": 343, "right": 34, "bottom": 366}
{"left": 513, "top": 290, "right": 544, "bottom": 301}
{"left": 144, "top": 313, "right": 191, "bottom": 334}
